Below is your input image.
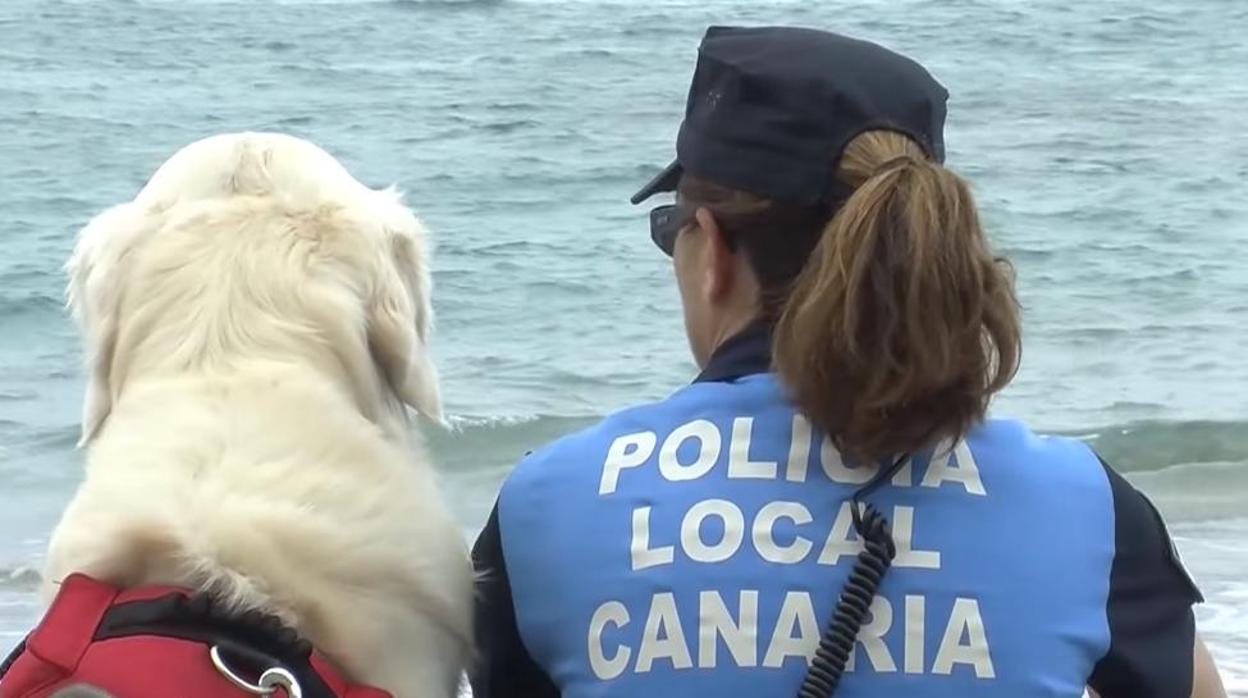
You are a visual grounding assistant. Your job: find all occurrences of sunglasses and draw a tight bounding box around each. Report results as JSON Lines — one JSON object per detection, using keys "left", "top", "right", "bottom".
{"left": 649, "top": 204, "right": 694, "bottom": 256}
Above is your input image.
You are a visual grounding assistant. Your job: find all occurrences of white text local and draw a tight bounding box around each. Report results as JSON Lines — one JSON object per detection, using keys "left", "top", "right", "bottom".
{"left": 630, "top": 499, "right": 943, "bottom": 571}
{"left": 588, "top": 590, "right": 996, "bottom": 681}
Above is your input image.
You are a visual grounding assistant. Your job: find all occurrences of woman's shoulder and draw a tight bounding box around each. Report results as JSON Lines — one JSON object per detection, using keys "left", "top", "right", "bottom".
{"left": 965, "top": 418, "right": 1113, "bottom": 496}
{"left": 972, "top": 417, "right": 1099, "bottom": 460}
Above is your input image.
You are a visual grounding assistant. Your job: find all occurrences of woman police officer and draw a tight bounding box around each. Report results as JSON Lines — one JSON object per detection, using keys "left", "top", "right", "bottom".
{"left": 470, "top": 26, "right": 1226, "bottom": 698}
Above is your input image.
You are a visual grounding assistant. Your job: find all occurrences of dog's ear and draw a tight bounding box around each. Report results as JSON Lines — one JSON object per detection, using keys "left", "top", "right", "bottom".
{"left": 65, "top": 204, "right": 148, "bottom": 447}
{"left": 367, "top": 210, "right": 444, "bottom": 425}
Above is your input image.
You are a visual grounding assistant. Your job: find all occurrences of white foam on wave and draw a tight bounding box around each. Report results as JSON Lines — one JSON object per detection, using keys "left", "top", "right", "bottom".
{"left": 1174, "top": 518, "right": 1248, "bottom": 695}
{"left": 118, "top": 0, "right": 492, "bottom": 4}
{"left": 443, "top": 413, "right": 544, "bottom": 431}
{"left": 0, "top": 566, "right": 40, "bottom": 591}
{"left": 1128, "top": 460, "right": 1248, "bottom": 524}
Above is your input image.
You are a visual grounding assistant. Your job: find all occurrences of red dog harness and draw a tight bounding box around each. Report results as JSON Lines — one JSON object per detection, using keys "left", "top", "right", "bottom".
{"left": 0, "top": 574, "right": 391, "bottom": 698}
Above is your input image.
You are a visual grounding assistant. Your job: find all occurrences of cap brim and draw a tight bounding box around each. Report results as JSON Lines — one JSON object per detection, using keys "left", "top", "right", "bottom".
{"left": 630, "top": 160, "right": 683, "bottom": 205}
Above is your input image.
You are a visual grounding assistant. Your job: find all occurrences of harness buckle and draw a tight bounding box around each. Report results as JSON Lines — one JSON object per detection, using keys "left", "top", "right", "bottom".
{"left": 209, "top": 645, "right": 303, "bottom": 698}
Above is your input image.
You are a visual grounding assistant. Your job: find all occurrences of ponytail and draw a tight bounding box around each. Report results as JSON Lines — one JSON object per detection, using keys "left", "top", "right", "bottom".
{"left": 771, "top": 130, "right": 1020, "bottom": 462}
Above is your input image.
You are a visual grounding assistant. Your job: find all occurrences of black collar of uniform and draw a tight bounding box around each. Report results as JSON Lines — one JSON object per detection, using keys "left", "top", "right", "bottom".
{"left": 694, "top": 321, "right": 773, "bottom": 384}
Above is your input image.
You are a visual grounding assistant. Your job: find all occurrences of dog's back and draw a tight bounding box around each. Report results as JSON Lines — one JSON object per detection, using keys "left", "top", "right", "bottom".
{"left": 45, "top": 133, "right": 471, "bottom": 696}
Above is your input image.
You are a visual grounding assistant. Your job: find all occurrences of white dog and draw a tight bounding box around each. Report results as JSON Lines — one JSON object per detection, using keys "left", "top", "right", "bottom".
{"left": 43, "top": 133, "right": 472, "bottom": 697}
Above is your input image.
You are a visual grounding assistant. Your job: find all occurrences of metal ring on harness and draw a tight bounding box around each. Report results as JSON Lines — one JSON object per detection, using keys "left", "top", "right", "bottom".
{"left": 209, "top": 645, "right": 304, "bottom": 698}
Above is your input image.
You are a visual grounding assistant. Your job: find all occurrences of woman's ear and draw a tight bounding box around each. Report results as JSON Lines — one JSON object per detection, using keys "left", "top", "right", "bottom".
{"left": 65, "top": 204, "right": 149, "bottom": 447}
{"left": 365, "top": 216, "right": 445, "bottom": 426}
{"left": 694, "top": 207, "right": 737, "bottom": 303}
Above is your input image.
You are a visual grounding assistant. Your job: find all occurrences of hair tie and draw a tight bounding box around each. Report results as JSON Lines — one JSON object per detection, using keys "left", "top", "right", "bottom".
{"left": 871, "top": 155, "right": 919, "bottom": 178}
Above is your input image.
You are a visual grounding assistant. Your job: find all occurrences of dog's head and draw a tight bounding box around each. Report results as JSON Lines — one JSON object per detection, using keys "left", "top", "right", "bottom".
{"left": 67, "top": 132, "right": 442, "bottom": 446}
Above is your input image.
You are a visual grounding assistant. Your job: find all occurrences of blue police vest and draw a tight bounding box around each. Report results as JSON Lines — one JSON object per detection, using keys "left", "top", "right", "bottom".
{"left": 497, "top": 372, "right": 1115, "bottom": 697}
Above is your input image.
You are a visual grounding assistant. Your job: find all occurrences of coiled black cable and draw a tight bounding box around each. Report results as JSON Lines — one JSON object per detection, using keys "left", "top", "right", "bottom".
{"left": 797, "top": 455, "right": 909, "bottom": 698}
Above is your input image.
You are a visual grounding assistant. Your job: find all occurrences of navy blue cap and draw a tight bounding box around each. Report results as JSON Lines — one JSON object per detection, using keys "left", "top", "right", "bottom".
{"left": 631, "top": 26, "right": 949, "bottom": 206}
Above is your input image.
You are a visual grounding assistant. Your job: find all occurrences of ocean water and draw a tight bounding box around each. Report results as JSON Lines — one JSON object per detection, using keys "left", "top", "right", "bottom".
{"left": 1, "top": 0, "right": 1245, "bottom": 692}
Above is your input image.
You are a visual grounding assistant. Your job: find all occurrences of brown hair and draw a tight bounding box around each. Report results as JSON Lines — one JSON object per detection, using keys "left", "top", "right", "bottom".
{"left": 679, "top": 130, "right": 1021, "bottom": 462}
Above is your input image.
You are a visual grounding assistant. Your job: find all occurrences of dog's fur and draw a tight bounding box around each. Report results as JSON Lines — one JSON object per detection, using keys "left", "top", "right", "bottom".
{"left": 43, "top": 133, "right": 472, "bottom": 696}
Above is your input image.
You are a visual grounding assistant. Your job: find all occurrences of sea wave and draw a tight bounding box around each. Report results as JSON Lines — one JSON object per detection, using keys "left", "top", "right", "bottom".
{"left": 0, "top": 567, "right": 40, "bottom": 592}
{"left": 8, "top": 411, "right": 1245, "bottom": 477}
{"left": 430, "top": 413, "right": 1248, "bottom": 474}
{"left": 426, "top": 414, "right": 597, "bottom": 471}
{"left": 109, "top": 0, "right": 502, "bottom": 5}
{"left": 424, "top": 413, "right": 1248, "bottom": 528}
{"left": 1073, "top": 419, "right": 1248, "bottom": 473}
{"left": 0, "top": 292, "right": 62, "bottom": 320}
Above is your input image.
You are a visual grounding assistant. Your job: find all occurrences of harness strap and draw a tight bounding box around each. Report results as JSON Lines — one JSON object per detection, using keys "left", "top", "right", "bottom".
{"left": 29, "top": 575, "right": 118, "bottom": 673}
{"left": 0, "top": 575, "right": 393, "bottom": 698}
{"left": 0, "top": 639, "right": 26, "bottom": 679}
